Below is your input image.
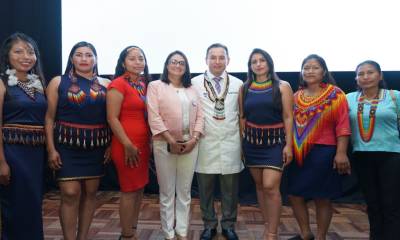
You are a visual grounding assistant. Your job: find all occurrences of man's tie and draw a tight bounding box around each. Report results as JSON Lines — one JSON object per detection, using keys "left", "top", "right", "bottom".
{"left": 213, "top": 77, "right": 222, "bottom": 94}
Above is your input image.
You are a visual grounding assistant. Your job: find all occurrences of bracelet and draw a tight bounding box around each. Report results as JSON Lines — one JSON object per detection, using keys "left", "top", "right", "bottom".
{"left": 192, "top": 135, "right": 200, "bottom": 141}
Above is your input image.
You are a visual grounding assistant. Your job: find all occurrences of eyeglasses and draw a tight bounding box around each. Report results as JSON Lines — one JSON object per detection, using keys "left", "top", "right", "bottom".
{"left": 169, "top": 59, "right": 186, "bottom": 66}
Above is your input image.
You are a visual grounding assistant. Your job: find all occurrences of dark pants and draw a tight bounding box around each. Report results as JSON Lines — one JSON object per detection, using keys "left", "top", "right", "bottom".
{"left": 196, "top": 172, "right": 239, "bottom": 229}
{"left": 353, "top": 151, "right": 400, "bottom": 240}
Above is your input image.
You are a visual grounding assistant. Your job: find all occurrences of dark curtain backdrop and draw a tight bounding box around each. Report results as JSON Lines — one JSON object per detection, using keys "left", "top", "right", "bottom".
{"left": 0, "top": 0, "right": 61, "bottom": 82}
{"left": 1, "top": 0, "right": 400, "bottom": 204}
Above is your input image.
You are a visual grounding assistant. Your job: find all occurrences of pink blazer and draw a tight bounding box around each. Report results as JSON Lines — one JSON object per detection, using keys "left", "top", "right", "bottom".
{"left": 147, "top": 80, "right": 204, "bottom": 141}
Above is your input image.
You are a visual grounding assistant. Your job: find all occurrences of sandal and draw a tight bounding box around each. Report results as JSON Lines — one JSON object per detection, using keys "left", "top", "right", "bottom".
{"left": 118, "top": 234, "right": 134, "bottom": 240}
{"left": 265, "top": 232, "right": 278, "bottom": 240}
{"left": 176, "top": 234, "right": 188, "bottom": 240}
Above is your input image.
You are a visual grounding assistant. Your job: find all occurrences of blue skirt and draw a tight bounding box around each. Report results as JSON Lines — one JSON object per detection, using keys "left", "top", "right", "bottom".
{"left": 287, "top": 145, "right": 342, "bottom": 199}
{"left": 243, "top": 141, "right": 284, "bottom": 171}
{"left": 0, "top": 144, "right": 45, "bottom": 240}
{"left": 55, "top": 144, "right": 105, "bottom": 181}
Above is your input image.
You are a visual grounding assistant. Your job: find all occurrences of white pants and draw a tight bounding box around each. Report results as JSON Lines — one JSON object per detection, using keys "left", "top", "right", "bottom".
{"left": 153, "top": 140, "right": 198, "bottom": 239}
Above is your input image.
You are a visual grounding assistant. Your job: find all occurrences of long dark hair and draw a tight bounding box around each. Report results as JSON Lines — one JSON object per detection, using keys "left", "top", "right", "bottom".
{"left": 0, "top": 32, "right": 45, "bottom": 90}
{"left": 299, "top": 54, "right": 336, "bottom": 88}
{"left": 160, "top": 50, "right": 191, "bottom": 88}
{"left": 114, "top": 46, "right": 151, "bottom": 85}
{"left": 64, "top": 41, "right": 98, "bottom": 76}
{"left": 355, "top": 60, "right": 387, "bottom": 90}
{"left": 243, "top": 48, "right": 282, "bottom": 111}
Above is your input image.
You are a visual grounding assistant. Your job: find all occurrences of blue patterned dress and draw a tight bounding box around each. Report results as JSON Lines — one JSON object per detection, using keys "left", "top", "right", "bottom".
{"left": 54, "top": 74, "right": 110, "bottom": 181}
{"left": 242, "top": 80, "right": 285, "bottom": 170}
{"left": 1, "top": 84, "right": 47, "bottom": 240}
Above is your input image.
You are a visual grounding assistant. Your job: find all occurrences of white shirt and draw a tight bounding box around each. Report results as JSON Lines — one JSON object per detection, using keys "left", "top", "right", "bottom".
{"left": 191, "top": 72, "right": 244, "bottom": 174}
{"left": 175, "top": 87, "right": 191, "bottom": 141}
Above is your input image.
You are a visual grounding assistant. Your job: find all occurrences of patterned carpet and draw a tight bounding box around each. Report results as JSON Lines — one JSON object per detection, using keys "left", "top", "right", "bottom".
{"left": 43, "top": 191, "right": 369, "bottom": 240}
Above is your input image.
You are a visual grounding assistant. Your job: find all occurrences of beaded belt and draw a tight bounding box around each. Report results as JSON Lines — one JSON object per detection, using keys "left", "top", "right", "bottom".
{"left": 244, "top": 121, "right": 285, "bottom": 145}
{"left": 2, "top": 123, "right": 45, "bottom": 145}
{"left": 55, "top": 121, "right": 111, "bottom": 149}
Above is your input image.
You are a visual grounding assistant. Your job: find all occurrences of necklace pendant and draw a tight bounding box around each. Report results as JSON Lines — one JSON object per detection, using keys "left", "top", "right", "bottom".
{"left": 357, "top": 95, "right": 378, "bottom": 142}
{"left": 213, "top": 99, "right": 226, "bottom": 120}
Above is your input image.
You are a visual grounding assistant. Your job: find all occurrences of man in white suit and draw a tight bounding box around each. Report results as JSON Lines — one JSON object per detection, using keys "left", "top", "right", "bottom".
{"left": 192, "top": 43, "right": 243, "bottom": 240}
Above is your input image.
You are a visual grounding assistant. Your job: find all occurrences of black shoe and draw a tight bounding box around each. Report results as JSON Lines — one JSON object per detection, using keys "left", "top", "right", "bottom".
{"left": 200, "top": 228, "right": 217, "bottom": 240}
{"left": 118, "top": 234, "right": 134, "bottom": 240}
{"left": 288, "top": 234, "right": 315, "bottom": 240}
{"left": 288, "top": 235, "right": 302, "bottom": 240}
{"left": 221, "top": 228, "right": 239, "bottom": 240}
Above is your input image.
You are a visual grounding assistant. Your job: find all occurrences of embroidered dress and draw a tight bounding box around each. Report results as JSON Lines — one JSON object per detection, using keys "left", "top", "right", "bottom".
{"left": 108, "top": 76, "right": 150, "bottom": 192}
{"left": 242, "top": 80, "right": 285, "bottom": 170}
{"left": 288, "top": 84, "right": 351, "bottom": 198}
{"left": 1, "top": 84, "right": 47, "bottom": 240}
{"left": 55, "top": 74, "right": 109, "bottom": 181}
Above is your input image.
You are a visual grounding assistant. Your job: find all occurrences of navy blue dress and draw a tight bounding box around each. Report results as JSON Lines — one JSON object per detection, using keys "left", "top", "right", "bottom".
{"left": 54, "top": 75, "right": 110, "bottom": 181}
{"left": 1, "top": 85, "right": 47, "bottom": 240}
{"left": 242, "top": 81, "right": 285, "bottom": 171}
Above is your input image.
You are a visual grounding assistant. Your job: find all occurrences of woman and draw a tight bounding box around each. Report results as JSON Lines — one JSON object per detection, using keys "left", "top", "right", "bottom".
{"left": 107, "top": 46, "right": 151, "bottom": 240}
{"left": 347, "top": 60, "right": 400, "bottom": 239}
{"left": 45, "top": 41, "right": 110, "bottom": 240}
{"left": 287, "top": 54, "right": 351, "bottom": 240}
{"left": 239, "top": 48, "right": 293, "bottom": 239}
{"left": 0, "top": 32, "right": 47, "bottom": 240}
{"left": 147, "top": 51, "right": 204, "bottom": 240}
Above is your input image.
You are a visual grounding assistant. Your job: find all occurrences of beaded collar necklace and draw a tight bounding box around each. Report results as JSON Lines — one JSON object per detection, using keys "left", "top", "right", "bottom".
{"left": 249, "top": 79, "right": 272, "bottom": 92}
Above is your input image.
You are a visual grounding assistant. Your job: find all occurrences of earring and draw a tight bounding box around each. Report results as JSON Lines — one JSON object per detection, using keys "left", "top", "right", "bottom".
{"left": 6, "top": 68, "right": 18, "bottom": 86}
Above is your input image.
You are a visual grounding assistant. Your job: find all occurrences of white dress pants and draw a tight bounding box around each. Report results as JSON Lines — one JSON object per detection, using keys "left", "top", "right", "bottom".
{"left": 153, "top": 140, "right": 198, "bottom": 239}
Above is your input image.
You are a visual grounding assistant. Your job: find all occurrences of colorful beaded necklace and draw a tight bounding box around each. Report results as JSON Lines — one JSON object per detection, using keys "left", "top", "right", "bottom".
{"left": 249, "top": 79, "right": 272, "bottom": 92}
{"left": 357, "top": 90, "right": 382, "bottom": 142}
{"left": 67, "top": 69, "right": 105, "bottom": 105}
{"left": 124, "top": 74, "right": 146, "bottom": 102}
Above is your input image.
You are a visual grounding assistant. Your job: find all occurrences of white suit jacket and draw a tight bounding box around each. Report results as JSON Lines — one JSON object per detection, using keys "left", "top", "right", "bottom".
{"left": 191, "top": 72, "right": 244, "bottom": 174}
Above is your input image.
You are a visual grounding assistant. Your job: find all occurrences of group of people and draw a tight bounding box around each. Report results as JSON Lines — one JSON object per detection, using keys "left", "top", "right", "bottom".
{"left": 0, "top": 32, "right": 399, "bottom": 240}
